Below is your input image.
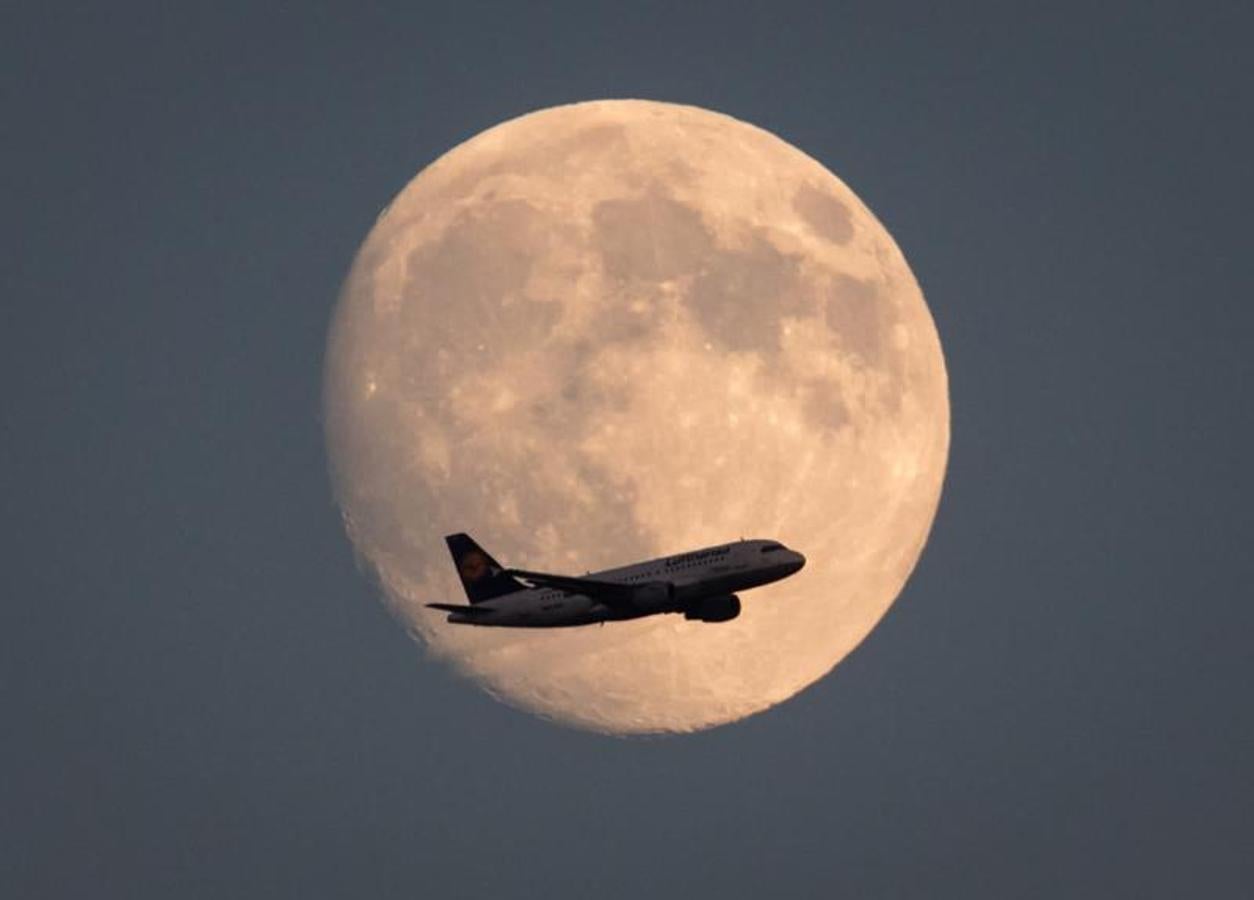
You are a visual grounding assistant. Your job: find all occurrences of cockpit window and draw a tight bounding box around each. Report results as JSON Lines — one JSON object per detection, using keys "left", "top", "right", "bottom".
{"left": 761, "top": 543, "right": 785, "bottom": 553}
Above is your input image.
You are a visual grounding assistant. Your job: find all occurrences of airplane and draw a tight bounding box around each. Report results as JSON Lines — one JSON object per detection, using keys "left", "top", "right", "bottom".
{"left": 427, "top": 532, "right": 805, "bottom": 628}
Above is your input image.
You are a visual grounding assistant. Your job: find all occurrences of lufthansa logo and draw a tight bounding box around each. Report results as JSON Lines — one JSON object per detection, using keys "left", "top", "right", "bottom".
{"left": 458, "top": 550, "right": 493, "bottom": 582}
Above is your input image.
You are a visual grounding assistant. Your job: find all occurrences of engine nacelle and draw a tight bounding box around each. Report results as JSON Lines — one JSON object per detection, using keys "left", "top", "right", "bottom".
{"left": 632, "top": 581, "right": 675, "bottom": 613}
{"left": 683, "top": 593, "right": 741, "bottom": 623}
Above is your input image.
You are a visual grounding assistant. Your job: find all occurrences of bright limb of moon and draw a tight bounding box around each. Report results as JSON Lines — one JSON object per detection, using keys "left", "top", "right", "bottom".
{"left": 324, "top": 100, "right": 949, "bottom": 734}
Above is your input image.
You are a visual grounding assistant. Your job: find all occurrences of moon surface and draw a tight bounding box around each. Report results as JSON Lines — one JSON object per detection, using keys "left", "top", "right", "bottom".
{"left": 324, "top": 100, "right": 949, "bottom": 734}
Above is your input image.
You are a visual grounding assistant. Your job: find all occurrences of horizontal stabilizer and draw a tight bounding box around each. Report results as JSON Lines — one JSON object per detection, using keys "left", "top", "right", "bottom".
{"left": 426, "top": 603, "right": 493, "bottom": 615}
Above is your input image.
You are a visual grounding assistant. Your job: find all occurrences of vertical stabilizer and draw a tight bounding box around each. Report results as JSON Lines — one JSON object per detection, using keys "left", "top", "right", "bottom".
{"left": 444, "top": 533, "right": 526, "bottom": 604}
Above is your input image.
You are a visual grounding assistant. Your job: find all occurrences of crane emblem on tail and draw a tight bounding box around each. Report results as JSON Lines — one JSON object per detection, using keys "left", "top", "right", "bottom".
{"left": 458, "top": 549, "right": 493, "bottom": 582}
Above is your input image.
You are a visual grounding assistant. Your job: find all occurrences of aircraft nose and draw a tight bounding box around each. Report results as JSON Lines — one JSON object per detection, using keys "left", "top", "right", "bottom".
{"left": 789, "top": 550, "right": 806, "bottom": 574}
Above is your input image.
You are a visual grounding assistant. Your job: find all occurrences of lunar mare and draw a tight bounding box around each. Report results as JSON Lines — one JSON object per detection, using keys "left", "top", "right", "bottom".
{"left": 324, "top": 100, "right": 949, "bottom": 734}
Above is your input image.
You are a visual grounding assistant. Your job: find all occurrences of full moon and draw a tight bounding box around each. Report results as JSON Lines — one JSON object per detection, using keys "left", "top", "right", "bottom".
{"left": 324, "top": 100, "right": 949, "bottom": 734}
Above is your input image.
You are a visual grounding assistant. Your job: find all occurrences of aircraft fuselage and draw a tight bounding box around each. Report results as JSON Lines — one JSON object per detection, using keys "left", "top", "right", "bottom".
{"left": 436, "top": 538, "right": 805, "bottom": 628}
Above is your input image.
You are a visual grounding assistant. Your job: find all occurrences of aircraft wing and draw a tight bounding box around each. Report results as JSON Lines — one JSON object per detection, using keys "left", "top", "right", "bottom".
{"left": 504, "top": 568, "right": 637, "bottom": 609}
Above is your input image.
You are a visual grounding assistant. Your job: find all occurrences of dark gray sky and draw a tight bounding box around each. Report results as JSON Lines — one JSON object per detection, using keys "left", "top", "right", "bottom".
{"left": 5, "top": 3, "right": 1251, "bottom": 897}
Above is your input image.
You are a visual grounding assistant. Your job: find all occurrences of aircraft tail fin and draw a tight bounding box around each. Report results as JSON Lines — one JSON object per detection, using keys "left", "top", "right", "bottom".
{"left": 445, "top": 533, "right": 527, "bottom": 604}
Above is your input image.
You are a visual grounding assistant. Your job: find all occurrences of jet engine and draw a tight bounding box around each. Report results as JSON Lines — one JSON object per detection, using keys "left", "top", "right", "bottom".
{"left": 683, "top": 593, "right": 741, "bottom": 623}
